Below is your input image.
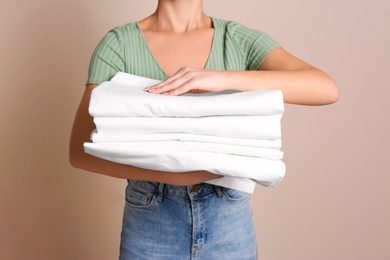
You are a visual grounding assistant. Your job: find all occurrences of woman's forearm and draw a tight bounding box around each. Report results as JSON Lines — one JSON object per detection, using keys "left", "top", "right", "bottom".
{"left": 224, "top": 69, "right": 339, "bottom": 105}
{"left": 70, "top": 151, "right": 220, "bottom": 186}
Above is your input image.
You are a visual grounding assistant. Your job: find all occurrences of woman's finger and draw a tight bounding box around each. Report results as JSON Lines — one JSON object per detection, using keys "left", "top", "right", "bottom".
{"left": 147, "top": 68, "right": 198, "bottom": 94}
{"left": 144, "top": 67, "right": 195, "bottom": 91}
{"left": 162, "top": 79, "right": 198, "bottom": 96}
{"left": 189, "top": 89, "right": 210, "bottom": 93}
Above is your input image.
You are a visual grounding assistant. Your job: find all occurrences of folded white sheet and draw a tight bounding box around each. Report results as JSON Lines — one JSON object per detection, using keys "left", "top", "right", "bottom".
{"left": 86, "top": 140, "right": 283, "bottom": 159}
{"left": 89, "top": 72, "right": 284, "bottom": 118}
{"left": 91, "top": 132, "right": 282, "bottom": 149}
{"left": 204, "top": 177, "right": 256, "bottom": 193}
{"left": 83, "top": 142, "right": 286, "bottom": 189}
{"left": 110, "top": 71, "right": 162, "bottom": 89}
{"left": 93, "top": 114, "right": 282, "bottom": 139}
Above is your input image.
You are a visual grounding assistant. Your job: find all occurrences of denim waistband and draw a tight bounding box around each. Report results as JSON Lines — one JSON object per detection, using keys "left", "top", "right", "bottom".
{"left": 127, "top": 180, "right": 223, "bottom": 199}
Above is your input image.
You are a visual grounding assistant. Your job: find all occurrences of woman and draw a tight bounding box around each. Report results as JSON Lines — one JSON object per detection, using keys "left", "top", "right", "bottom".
{"left": 69, "top": 0, "right": 339, "bottom": 259}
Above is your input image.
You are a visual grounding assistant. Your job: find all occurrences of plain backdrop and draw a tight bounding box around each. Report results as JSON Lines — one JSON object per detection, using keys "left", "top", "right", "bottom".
{"left": 1, "top": 0, "right": 389, "bottom": 259}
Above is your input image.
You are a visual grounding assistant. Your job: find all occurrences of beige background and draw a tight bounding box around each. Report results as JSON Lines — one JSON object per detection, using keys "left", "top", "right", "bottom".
{"left": 1, "top": 0, "right": 389, "bottom": 259}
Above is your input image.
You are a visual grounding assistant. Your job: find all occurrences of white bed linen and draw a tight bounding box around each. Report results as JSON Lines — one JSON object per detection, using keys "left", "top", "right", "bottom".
{"left": 85, "top": 72, "right": 286, "bottom": 193}
{"left": 89, "top": 72, "right": 284, "bottom": 118}
{"left": 91, "top": 131, "right": 282, "bottom": 149}
{"left": 84, "top": 142, "right": 285, "bottom": 189}
{"left": 86, "top": 140, "right": 283, "bottom": 159}
{"left": 204, "top": 177, "right": 256, "bottom": 193}
{"left": 93, "top": 115, "right": 282, "bottom": 139}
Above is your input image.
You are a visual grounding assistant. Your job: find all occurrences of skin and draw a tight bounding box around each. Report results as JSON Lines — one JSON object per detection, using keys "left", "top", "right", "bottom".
{"left": 69, "top": 0, "right": 339, "bottom": 185}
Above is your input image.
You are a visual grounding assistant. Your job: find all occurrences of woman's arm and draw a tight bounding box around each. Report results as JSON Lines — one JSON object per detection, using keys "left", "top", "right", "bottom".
{"left": 145, "top": 48, "right": 339, "bottom": 105}
{"left": 69, "top": 84, "right": 221, "bottom": 185}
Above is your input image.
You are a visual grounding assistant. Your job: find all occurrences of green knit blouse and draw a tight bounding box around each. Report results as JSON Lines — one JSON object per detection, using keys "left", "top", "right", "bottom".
{"left": 87, "top": 17, "right": 281, "bottom": 84}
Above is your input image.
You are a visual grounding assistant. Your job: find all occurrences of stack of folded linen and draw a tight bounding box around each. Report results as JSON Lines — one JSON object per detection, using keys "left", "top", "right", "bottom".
{"left": 84, "top": 72, "right": 286, "bottom": 193}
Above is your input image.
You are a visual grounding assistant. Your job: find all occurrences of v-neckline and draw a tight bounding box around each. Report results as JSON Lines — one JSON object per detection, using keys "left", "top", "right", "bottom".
{"left": 135, "top": 17, "right": 217, "bottom": 78}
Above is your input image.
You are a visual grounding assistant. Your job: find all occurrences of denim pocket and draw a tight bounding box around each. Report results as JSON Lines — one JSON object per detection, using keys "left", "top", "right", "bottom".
{"left": 125, "top": 181, "right": 157, "bottom": 209}
{"left": 222, "top": 187, "right": 249, "bottom": 202}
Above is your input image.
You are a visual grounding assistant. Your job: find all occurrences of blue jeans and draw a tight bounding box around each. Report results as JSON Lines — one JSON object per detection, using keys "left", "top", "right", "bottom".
{"left": 119, "top": 180, "right": 258, "bottom": 260}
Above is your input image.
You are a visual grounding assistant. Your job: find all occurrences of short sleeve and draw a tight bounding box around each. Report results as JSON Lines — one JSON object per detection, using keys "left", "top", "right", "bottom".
{"left": 87, "top": 27, "right": 126, "bottom": 85}
{"left": 228, "top": 23, "right": 281, "bottom": 70}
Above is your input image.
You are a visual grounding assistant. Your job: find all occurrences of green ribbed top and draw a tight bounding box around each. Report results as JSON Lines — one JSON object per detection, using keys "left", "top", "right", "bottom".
{"left": 87, "top": 17, "right": 281, "bottom": 84}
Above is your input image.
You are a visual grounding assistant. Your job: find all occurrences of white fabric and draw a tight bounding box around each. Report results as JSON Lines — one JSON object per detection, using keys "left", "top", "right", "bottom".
{"left": 84, "top": 72, "right": 286, "bottom": 193}
{"left": 86, "top": 139, "right": 283, "bottom": 159}
{"left": 84, "top": 142, "right": 285, "bottom": 187}
{"left": 93, "top": 115, "right": 282, "bottom": 139}
{"left": 89, "top": 72, "right": 284, "bottom": 117}
{"left": 91, "top": 131, "right": 282, "bottom": 149}
{"left": 110, "top": 71, "right": 162, "bottom": 89}
{"left": 204, "top": 177, "right": 256, "bottom": 193}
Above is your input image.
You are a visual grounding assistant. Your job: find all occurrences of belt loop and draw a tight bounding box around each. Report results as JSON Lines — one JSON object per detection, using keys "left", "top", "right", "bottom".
{"left": 215, "top": 185, "right": 223, "bottom": 197}
{"left": 156, "top": 182, "right": 164, "bottom": 202}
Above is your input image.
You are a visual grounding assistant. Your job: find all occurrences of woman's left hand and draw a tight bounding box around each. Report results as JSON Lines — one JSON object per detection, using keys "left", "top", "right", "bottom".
{"left": 144, "top": 67, "right": 228, "bottom": 95}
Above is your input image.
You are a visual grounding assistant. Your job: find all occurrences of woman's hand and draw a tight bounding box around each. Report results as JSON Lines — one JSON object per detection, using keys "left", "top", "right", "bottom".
{"left": 144, "top": 67, "right": 228, "bottom": 95}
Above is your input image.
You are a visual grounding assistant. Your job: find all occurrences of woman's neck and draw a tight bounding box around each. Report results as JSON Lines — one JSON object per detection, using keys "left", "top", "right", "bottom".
{"left": 141, "top": 0, "right": 211, "bottom": 33}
